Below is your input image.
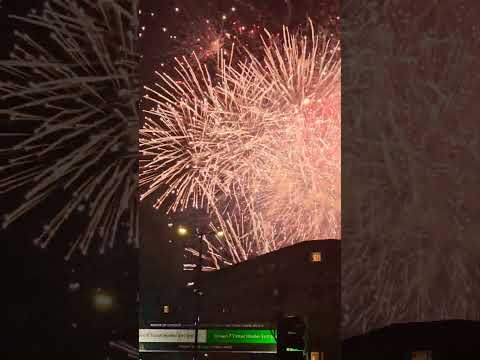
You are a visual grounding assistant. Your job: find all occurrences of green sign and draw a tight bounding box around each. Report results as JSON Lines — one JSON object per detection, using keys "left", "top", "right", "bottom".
{"left": 139, "top": 328, "right": 278, "bottom": 353}
{"left": 207, "top": 329, "right": 277, "bottom": 345}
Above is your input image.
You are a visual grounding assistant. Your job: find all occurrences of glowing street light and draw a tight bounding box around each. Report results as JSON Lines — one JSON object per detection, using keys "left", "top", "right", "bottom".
{"left": 177, "top": 225, "right": 189, "bottom": 236}
{"left": 176, "top": 225, "right": 223, "bottom": 238}
{"left": 93, "top": 291, "right": 113, "bottom": 311}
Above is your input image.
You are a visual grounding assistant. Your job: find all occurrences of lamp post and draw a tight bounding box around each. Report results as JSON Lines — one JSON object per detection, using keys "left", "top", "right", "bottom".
{"left": 193, "top": 227, "right": 203, "bottom": 360}
{"left": 177, "top": 225, "right": 223, "bottom": 360}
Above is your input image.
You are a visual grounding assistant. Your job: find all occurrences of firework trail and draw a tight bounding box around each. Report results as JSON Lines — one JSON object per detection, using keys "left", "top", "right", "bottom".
{"left": 341, "top": 1, "right": 480, "bottom": 338}
{"left": 0, "top": 0, "right": 140, "bottom": 259}
{"left": 141, "top": 20, "right": 340, "bottom": 268}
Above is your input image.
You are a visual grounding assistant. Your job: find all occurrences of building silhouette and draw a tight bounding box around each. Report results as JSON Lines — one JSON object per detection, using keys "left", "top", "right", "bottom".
{"left": 342, "top": 320, "right": 480, "bottom": 359}
{"left": 145, "top": 240, "right": 340, "bottom": 359}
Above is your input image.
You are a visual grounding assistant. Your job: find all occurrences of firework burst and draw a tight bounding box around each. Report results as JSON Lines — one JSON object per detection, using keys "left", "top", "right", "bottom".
{"left": 242, "top": 24, "right": 341, "bottom": 243}
{"left": 141, "top": 20, "right": 340, "bottom": 268}
{"left": 0, "top": 0, "right": 140, "bottom": 259}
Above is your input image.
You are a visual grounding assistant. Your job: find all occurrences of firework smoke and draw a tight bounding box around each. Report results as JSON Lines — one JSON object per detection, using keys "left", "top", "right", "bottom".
{"left": 0, "top": 0, "right": 140, "bottom": 259}
{"left": 171, "top": 15, "right": 262, "bottom": 65}
{"left": 141, "top": 20, "right": 340, "bottom": 268}
{"left": 153, "top": 0, "right": 303, "bottom": 67}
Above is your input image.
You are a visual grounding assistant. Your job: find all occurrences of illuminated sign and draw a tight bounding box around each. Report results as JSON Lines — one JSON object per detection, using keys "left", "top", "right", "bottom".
{"left": 208, "top": 329, "right": 276, "bottom": 345}
{"left": 139, "top": 329, "right": 207, "bottom": 343}
{"left": 139, "top": 328, "right": 277, "bottom": 353}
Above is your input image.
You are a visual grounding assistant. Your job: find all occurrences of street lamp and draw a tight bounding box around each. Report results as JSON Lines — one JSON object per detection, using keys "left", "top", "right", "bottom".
{"left": 93, "top": 290, "right": 114, "bottom": 312}
{"left": 177, "top": 226, "right": 224, "bottom": 359}
{"left": 176, "top": 225, "right": 189, "bottom": 236}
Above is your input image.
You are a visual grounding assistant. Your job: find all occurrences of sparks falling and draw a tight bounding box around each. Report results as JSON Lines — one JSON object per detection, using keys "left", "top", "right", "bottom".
{"left": 141, "top": 20, "right": 341, "bottom": 268}
{"left": 0, "top": 0, "right": 140, "bottom": 259}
